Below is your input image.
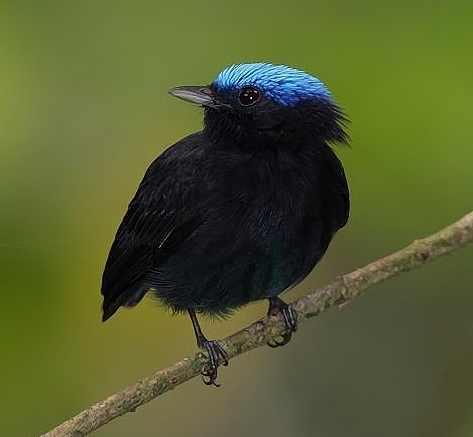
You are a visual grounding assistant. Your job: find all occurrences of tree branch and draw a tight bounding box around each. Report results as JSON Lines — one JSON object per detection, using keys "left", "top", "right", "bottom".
{"left": 40, "top": 211, "right": 473, "bottom": 437}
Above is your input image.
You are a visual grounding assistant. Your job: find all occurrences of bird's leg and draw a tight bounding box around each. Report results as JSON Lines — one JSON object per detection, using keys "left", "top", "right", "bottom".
{"left": 188, "top": 309, "right": 228, "bottom": 386}
{"left": 266, "top": 296, "right": 298, "bottom": 348}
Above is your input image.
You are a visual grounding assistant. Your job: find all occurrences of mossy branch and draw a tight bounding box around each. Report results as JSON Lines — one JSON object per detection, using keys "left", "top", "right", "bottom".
{"left": 40, "top": 211, "right": 473, "bottom": 437}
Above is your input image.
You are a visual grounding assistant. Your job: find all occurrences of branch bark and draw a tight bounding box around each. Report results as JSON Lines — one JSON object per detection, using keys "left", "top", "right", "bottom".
{"left": 40, "top": 211, "right": 473, "bottom": 437}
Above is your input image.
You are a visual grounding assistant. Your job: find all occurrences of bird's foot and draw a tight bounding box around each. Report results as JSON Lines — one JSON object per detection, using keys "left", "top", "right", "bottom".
{"left": 198, "top": 338, "right": 228, "bottom": 386}
{"left": 266, "top": 297, "right": 298, "bottom": 348}
{"left": 188, "top": 309, "right": 229, "bottom": 386}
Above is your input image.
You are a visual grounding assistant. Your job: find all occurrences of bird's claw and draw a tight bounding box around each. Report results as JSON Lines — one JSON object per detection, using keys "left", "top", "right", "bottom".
{"left": 199, "top": 339, "right": 228, "bottom": 386}
{"left": 267, "top": 297, "right": 298, "bottom": 348}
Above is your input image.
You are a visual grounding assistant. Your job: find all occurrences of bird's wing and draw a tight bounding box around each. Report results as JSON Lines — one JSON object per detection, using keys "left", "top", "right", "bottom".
{"left": 101, "top": 134, "right": 204, "bottom": 321}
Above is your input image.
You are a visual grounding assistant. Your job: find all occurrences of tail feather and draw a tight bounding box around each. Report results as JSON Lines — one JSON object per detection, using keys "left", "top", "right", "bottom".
{"left": 101, "top": 284, "right": 149, "bottom": 322}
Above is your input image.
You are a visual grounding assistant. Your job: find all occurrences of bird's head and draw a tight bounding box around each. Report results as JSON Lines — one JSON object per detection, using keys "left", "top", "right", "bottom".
{"left": 169, "top": 62, "right": 348, "bottom": 148}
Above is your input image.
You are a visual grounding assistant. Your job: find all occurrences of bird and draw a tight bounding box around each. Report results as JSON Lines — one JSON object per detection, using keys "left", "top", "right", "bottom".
{"left": 101, "top": 62, "right": 349, "bottom": 386}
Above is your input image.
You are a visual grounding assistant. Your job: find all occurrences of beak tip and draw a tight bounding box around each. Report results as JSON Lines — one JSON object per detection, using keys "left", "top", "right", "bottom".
{"left": 168, "top": 87, "right": 180, "bottom": 97}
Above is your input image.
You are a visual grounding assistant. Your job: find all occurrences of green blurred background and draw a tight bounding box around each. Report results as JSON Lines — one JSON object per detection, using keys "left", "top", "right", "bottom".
{"left": 1, "top": 1, "right": 472, "bottom": 436}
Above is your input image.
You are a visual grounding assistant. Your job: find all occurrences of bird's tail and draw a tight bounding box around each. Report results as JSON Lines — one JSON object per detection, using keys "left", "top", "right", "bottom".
{"left": 101, "top": 284, "right": 149, "bottom": 321}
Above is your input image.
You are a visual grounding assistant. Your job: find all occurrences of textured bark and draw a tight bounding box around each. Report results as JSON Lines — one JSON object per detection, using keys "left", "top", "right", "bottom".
{"left": 40, "top": 211, "right": 473, "bottom": 437}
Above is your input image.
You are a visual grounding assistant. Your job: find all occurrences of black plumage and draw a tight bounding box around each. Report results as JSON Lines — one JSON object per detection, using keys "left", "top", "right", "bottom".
{"left": 101, "top": 63, "right": 349, "bottom": 385}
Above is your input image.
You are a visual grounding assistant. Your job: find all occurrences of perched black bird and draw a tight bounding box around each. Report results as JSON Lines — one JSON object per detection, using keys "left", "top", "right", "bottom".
{"left": 101, "top": 63, "right": 349, "bottom": 385}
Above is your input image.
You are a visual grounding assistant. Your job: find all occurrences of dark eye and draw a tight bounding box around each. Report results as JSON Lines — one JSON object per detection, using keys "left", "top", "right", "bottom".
{"left": 237, "top": 86, "right": 260, "bottom": 106}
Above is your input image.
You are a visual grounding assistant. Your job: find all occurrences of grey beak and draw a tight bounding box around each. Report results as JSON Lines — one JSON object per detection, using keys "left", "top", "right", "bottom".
{"left": 169, "top": 85, "right": 216, "bottom": 107}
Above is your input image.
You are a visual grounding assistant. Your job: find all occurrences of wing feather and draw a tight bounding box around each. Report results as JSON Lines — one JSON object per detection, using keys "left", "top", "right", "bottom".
{"left": 101, "top": 133, "right": 204, "bottom": 320}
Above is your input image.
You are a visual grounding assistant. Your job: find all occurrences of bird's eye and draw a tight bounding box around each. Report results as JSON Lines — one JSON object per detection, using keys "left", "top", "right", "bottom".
{"left": 237, "top": 86, "right": 260, "bottom": 106}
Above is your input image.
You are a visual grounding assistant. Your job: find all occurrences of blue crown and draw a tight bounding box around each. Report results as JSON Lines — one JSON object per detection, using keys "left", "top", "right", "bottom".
{"left": 213, "top": 63, "right": 332, "bottom": 107}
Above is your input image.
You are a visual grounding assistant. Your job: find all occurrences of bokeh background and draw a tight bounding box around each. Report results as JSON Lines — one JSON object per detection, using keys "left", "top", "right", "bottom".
{"left": 1, "top": 1, "right": 473, "bottom": 436}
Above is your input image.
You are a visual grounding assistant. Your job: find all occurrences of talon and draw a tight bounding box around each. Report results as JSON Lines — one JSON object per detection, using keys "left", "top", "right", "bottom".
{"left": 188, "top": 309, "right": 229, "bottom": 386}
{"left": 266, "top": 297, "right": 298, "bottom": 348}
{"left": 199, "top": 339, "right": 228, "bottom": 386}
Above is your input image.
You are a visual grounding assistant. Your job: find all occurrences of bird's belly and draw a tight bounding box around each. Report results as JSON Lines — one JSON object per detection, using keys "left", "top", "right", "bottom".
{"left": 150, "top": 220, "right": 327, "bottom": 315}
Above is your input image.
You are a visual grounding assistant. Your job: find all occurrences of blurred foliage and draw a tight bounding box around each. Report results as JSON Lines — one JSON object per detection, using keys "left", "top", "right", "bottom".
{"left": 1, "top": 1, "right": 472, "bottom": 436}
